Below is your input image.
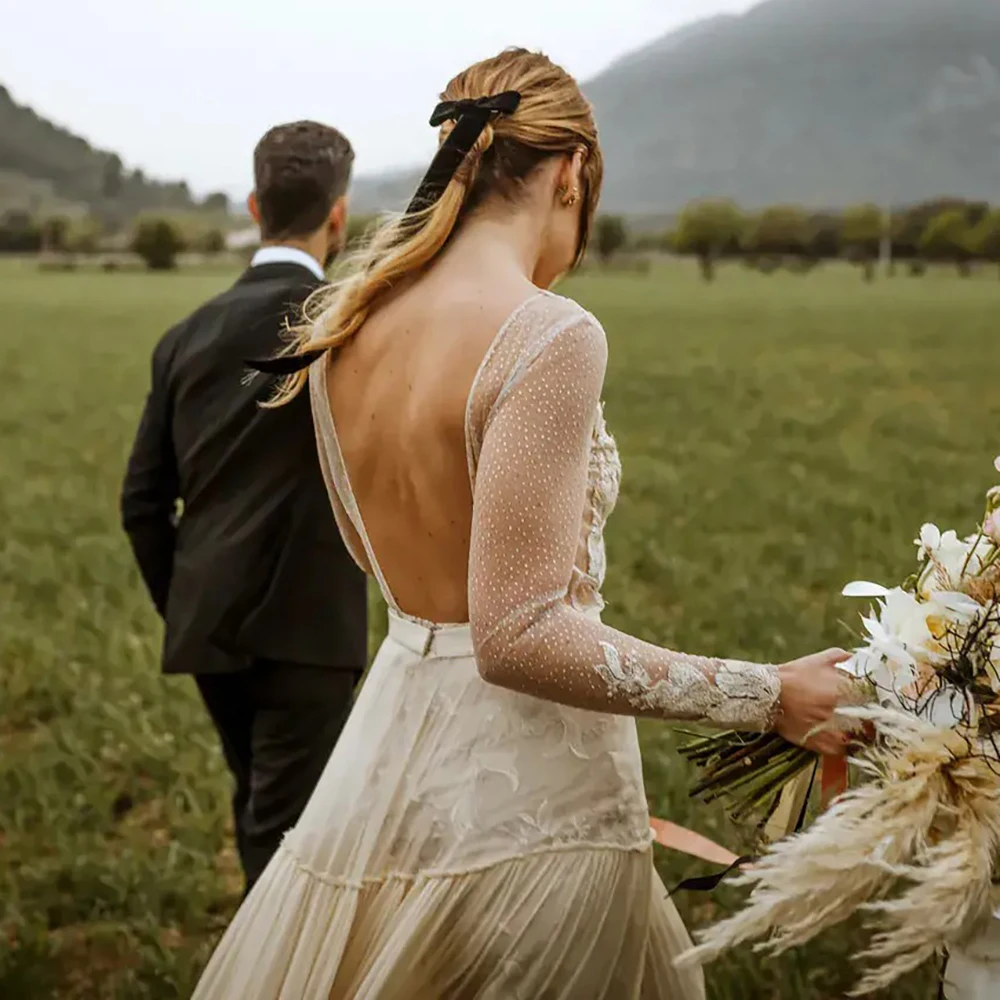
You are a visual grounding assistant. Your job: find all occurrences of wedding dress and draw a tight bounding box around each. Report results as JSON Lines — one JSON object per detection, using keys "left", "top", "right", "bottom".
{"left": 191, "top": 290, "right": 782, "bottom": 999}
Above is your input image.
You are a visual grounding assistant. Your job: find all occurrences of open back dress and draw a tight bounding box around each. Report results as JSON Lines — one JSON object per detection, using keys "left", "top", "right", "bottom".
{"left": 191, "top": 290, "right": 781, "bottom": 999}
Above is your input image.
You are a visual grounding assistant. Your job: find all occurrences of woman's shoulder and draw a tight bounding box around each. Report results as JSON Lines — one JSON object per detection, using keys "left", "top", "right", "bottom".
{"left": 497, "top": 289, "right": 607, "bottom": 361}
{"left": 473, "top": 289, "right": 608, "bottom": 408}
{"left": 466, "top": 288, "right": 610, "bottom": 470}
{"left": 531, "top": 288, "right": 604, "bottom": 332}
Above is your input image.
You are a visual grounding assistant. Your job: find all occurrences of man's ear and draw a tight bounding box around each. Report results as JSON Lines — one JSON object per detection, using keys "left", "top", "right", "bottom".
{"left": 328, "top": 195, "right": 348, "bottom": 243}
{"left": 247, "top": 192, "right": 261, "bottom": 227}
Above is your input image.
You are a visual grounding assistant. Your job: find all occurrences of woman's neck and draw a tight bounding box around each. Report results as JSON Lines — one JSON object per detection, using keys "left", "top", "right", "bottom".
{"left": 441, "top": 205, "right": 547, "bottom": 287}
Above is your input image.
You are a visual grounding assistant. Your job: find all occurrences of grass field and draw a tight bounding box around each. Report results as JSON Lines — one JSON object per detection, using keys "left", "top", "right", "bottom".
{"left": 1, "top": 257, "right": 998, "bottom": 999}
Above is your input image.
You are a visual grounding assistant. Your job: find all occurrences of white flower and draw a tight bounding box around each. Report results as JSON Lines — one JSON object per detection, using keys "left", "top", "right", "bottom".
{"left": 914, "top": 525, "right": 990, "bottom": 591}
{"left": 849, "top": 588, "right": 984, "bottom": 725}
{"left": 862, "top": 588, "right": 931, "bottom": 671}
{"left": 850, "top": 589, "right": 929, "bottom": 706}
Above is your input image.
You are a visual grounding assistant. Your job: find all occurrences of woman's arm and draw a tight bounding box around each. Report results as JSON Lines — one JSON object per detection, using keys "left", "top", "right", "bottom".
{"left": 468, "top": 312, "right": 783, "bottom": 729}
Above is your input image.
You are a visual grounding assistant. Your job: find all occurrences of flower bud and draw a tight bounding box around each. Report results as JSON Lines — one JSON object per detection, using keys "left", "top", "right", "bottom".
{"left": 984, "top": 509, "right": 1000, "bottom": 546}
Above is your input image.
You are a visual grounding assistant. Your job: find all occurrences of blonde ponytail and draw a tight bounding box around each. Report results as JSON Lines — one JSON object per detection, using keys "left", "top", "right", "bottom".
{"left": 265, "top": 48, "right": 602, "bottom": 406}
{"left": 265, "top": 124, "right": 493, "bottom": 407}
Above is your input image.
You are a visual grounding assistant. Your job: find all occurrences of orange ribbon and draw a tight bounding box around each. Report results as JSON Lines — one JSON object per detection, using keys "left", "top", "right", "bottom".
{"left": 649, "top": 816, "right": 740, "bottom": 867}
{"left": 820, "top": 753, "right": 849, "bottom": 807}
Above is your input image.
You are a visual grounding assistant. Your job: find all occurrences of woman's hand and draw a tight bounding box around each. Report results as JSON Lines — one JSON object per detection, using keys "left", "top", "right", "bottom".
{"left": 775, "top": 648, "right": 854, "bottom": 755}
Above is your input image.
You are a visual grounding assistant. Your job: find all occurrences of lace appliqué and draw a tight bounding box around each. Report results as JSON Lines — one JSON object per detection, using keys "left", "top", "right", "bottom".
{"left": 595, "top": 641, "right": 781, "bottom": 730}
{"left": 569, "top": 405, "right": 621, "bottom": 613}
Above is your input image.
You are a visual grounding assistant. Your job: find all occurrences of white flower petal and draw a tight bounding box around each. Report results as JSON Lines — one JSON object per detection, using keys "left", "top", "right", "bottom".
{"left": 923, "top": 686, "right": 969, "bottom": 730}
{"left": 919, "top": 523, "right": 941, "bottom": 550}
{"left": 836, "top": 653, "right": 867, "bottom": 678}
{"left": 933, "top": 591, "right": 982, "bottom": 620}
{"left": 842, "top": 581, "right": 890, "bottom": 597}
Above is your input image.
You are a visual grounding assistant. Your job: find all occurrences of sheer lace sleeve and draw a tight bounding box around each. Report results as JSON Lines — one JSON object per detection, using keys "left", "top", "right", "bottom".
{"left": 467, "top": 296, "right": 782, "bottom": 730}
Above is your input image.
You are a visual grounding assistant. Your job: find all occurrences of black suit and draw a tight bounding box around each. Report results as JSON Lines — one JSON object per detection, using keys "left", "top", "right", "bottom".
{"left": 121, "top": 259, "right": 367, "bottom": 890}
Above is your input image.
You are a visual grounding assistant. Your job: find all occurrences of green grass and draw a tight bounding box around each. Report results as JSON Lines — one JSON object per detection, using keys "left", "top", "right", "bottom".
{"left": 2, "top": 256, "right": 997, "bottom": 998}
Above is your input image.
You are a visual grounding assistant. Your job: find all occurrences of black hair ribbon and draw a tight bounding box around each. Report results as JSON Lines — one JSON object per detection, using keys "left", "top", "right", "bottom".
{"left": 245, "top": 346, "right": 327, "bottom": 377}
{"left": 406, "top": 90, "right": 521, "bottom": 215}
{"left": 246, "top": 90, "right": 521, "bottom": 377}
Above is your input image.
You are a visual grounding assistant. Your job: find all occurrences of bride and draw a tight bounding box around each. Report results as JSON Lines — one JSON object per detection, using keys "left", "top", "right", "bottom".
{"left": 192, "top": 47, "right": 850, "bottom": 999}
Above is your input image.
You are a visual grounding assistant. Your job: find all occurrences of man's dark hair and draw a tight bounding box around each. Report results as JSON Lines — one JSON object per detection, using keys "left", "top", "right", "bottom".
{"left": 253, "top": 121, "right": 354, "bottom": 240}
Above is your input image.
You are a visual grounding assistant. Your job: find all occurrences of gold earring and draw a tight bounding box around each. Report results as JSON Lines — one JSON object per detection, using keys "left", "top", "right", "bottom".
{"left": 562, "top": 188, "right": 579, "bottom": 208}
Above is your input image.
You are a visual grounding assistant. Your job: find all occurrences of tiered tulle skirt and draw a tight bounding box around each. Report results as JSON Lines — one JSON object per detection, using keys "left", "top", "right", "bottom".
{"left": 192, "top": 614, "right": 705, "bottom": 999}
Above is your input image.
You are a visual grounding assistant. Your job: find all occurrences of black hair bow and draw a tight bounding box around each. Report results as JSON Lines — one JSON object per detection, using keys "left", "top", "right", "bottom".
{"left": 428, "top": 91, "right": 522, "bottom": 128}
{"left": 406, "top": 90, "right": 521, "bottom": 215}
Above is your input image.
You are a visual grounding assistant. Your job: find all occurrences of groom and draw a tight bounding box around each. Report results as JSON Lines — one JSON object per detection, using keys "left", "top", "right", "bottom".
{"left": 121, "top": 121, "right": 368, "bottom": 893}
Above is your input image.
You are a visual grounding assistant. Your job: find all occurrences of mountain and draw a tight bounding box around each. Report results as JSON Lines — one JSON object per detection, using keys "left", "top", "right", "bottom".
{"left": 0, "top": 84, "right": 208, "bottom": 221}
{"left": 354, "top": 0, "right": 1000, "bottom": 215}
{"left": 586, "top": 0, "right": 1000, "bottom": 213}
{"left": 350, "top": 168, "right": 423, "bottom": 219}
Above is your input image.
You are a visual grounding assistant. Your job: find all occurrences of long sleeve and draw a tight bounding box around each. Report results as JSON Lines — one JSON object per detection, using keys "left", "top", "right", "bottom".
{"left": 121, "top": 338, "right": 179, "bottom": 615}
{"left": 467, "top": 305, "right": 781, "bottom": 730}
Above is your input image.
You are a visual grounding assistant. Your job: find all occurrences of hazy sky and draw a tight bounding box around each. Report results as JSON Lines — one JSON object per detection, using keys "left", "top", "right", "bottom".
{"left": 3, "top": 0, "right": 756, "bottom": 198}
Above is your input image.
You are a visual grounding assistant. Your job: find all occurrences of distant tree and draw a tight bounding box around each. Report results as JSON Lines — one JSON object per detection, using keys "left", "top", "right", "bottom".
{"left": 803, "top": 212, "right": 842, "bottom": 262}
{"left": 594, "top": 215, "right": 628, "bottom": 263}
{"left": 40, "top": 216, "right": 70, "bottom": 253}
{"left": 0, "top": 210, "right": 42, "bottom": 253}
{"left": 132, "top": 217, "right": 185, "bottom": 270}
{"left": 965, "top": 201, "right": 991, "bottom": 227}
{"left": 840, "top": 203, "right": 884, "bottom": 281}
{"left": 742, "top": 205, "right": 810, "bottom": 259}
{"left": 672, "top": 199, "right": 744, "bottom": 281}
{"left": 968, "top": 210, "right": 1000, "bottom": 278}
{"left": 101, "top": 154, "right": 124, "bottom": 200}
{"left": 919, "top": 210, "right": 975, "bottom": 276}
{"left": 892, "top": 199, "right": 971, "bottom": 264}
{"left": 198, "top": 228, "right": 226, "bottom": 255}
{"left": 67, "top": 217, "right": 102, "bottom": 254}
{"left": 202, "top": 191, "right": 230, "bottom": 214}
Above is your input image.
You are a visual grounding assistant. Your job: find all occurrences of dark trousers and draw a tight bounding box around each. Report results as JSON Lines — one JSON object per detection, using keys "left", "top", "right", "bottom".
{"left": 196, "top": 659, "right": 361, "bottom": 893}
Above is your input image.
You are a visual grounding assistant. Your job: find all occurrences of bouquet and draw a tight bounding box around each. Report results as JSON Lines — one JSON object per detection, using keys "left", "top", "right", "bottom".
{"left": 679, "top": 457, "right": 1000, "bottom": 994}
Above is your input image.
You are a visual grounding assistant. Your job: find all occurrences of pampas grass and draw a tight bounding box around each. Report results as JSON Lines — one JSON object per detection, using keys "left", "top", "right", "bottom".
{"left": 679, "top": 706, "right": 1000, "bottom": 995}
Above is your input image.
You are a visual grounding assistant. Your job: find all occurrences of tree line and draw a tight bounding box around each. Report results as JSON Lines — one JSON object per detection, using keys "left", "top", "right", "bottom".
{"left": 0, "top": 209, "right": 227, "bottom": 268}
{"left": 5, "top": 197, "right": 1000, "bottom": 276}
{"left": 595, "top": 198, "right": 1000, "bottom": 280}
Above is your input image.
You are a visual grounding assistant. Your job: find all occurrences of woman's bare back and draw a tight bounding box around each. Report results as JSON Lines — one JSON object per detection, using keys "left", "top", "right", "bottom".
{"left": 322, "top": 267, "right": 536, "bottom": 623}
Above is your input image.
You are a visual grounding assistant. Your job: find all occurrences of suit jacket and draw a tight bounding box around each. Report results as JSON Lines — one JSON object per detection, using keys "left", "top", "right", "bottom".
{"left": 121, "top": 261, "right": 368, "bottom": 675}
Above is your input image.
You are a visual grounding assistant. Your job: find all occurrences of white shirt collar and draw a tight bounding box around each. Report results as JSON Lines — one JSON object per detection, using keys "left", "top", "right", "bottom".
{"left": 250, "top": 245, "right": 325, "bottom": 281}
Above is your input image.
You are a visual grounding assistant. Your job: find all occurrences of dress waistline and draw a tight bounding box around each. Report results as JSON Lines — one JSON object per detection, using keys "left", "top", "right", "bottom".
{"left": 387, "top": 611, "right": 475, "bottom": 660}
